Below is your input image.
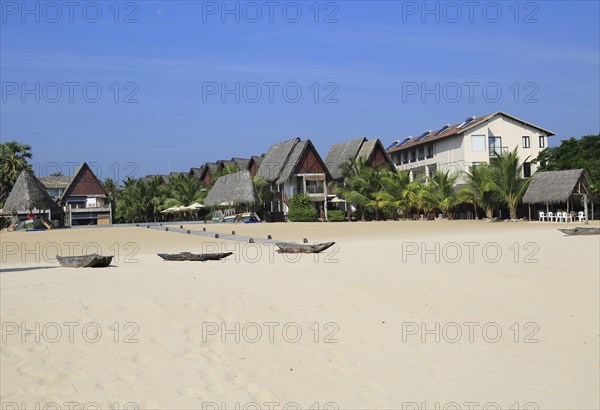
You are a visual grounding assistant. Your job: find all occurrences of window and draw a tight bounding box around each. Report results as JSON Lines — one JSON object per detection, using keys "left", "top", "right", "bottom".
{"left": 427, "top": 164, "right": 437, "bottom": 179}
{"left": 522, "top": 136, "right": 530, "bottom": 148}
{"left": 539, "top": 135, "right": 546, "bottom": 148}
{"left": 471, "top": 135, "right": 485, "bottom": 152}
{"left": 426, "top": 144, "right": 434, "bottom": 158}
{"left": 488, "top": 136, "right": 502, "bottom": 156}
{"left": 523, "top": 162, "right": 532, "bottom": 178}
{"left": 471, "top": 162, "right": 486, "bottom": 172}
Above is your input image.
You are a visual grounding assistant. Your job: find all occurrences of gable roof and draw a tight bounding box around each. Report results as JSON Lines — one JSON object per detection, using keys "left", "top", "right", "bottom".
{"left": 325, "top": 138, "right": 395, "bottom": 179}
{"left": 387, "top": 111, "right": 556, "bottom": 154}
{"left": 204, "top": 170, "right": 258, "bottom": 207}
{"left": 522, "top": 169, "right": 593, "bottom": 204}
{"left": 256, "top": 138, "right": 301, "bottom": 182}
{"left": 256, "top": 138, "right": 331, "bottom": 184}
{"left": 60, "top": 163, "right": 108, "bottom": 200}
{"left": 38, "top": 175, "right": 72, "bottom": 190}
{"left": 356, "top": 139, "right": 395, "bottom": 172}
{"left": 325, "top": 138, "right": 366, "bottom": 180}
{"left": 3, "top": 171, "right": 63, "bottom": 213}
{"left": 230, "top": 157, "right": 250, "bottom": 170}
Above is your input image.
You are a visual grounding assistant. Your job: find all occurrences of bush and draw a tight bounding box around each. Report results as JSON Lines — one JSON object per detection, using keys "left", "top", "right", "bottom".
{"left": 288, "top": 207, "right": 318, "bottom": 222}
{"left": 287, "top": 194, "right": 317, "bottom": 222}
{"left": 327, "top": 210, "right": 346, "bottom": 222}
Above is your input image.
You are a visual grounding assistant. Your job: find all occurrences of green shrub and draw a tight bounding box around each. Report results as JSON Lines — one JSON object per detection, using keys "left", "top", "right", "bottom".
{"left": 287, "top": 194, "right": 317, "bottom": 222}
{"left": 288, "top": 207, "right": 318, "bottom": 222}
{"left": 327, "top": 210, "right": 346, "bottom": 222}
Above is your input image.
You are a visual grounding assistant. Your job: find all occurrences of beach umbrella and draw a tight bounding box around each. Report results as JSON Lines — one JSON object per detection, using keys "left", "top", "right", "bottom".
{"left": 185, "top": 202, "right": 205, "bottom": 210}
{"left": 160, "top": 206, "right": 178, "bottom": 214}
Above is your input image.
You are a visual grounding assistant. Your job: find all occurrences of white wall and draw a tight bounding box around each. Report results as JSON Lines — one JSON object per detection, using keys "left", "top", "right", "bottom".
{"left": 392, "top": 113, "right": 551, "bottom": 183}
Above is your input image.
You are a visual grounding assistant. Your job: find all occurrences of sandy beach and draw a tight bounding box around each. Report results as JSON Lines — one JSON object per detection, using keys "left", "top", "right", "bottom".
{"left": 1, "top": 221, "right": 599, "bottom": 409}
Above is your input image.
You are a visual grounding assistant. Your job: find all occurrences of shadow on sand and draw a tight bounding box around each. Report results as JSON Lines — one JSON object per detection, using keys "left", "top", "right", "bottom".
{"left": 0, "top": 266, "right": 58, "bottom": 273}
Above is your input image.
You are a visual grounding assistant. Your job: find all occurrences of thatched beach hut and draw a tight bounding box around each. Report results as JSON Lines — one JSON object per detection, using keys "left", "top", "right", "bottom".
{"left": 3, "top": 171, "right": 63, "bottom": 226}
{"left": 204, "top": 170, "right": 258, "bottom": 209}
{"left": 522, "top": 169, "right": 595, "bottom": 221}
{"left": 325, "top": 137, "right": 395, "bottom": 181}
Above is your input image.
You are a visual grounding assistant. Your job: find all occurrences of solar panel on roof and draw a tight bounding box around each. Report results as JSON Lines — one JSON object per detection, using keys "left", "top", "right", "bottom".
{"left": 398, "top": 137, "right": 412, "bottom": 147}
{"left": 415, "top": 130, "right": 432, "bottom": 142}
{"left": 457, "top": 115, "right": 476, "bottom": 129}
{"left": 386, "top": 140, "right": 400, "bottom": 150}
{"left": 436, "top": 124, "right": 450, "bottom": 135}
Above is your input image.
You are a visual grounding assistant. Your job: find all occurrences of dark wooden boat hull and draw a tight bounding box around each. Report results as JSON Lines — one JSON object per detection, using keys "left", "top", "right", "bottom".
{"left": 276, "top": 242, "right": 336, "bottom": 254}
{"left": 558, "top": 227, "right": 600, "bottom": 236}
{"left": 56, "top": 254, "right": 113, "bottom": 268}
{"left": 157, "top": 252, "right": 233, "bottom": 261}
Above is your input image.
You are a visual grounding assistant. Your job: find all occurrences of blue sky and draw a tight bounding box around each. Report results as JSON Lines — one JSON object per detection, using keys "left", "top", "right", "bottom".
{"left": 1, "top": 0, "right": 599, "bottom": 180}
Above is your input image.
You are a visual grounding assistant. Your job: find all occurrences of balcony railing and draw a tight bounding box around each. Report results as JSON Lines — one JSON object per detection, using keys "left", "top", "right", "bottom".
{"left": 305, "top": 184, "right": 325, "bottom": 194}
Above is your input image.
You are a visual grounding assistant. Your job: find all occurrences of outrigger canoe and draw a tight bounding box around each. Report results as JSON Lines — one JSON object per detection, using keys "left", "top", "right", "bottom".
{"left": 56, "top": 254, "right": 113, "bottom": 268}
{"left": 275, "top": 242, "right": 336, "bottom": 254}
{"left": 157, "top": 252, "right": 233, "bottom": 261}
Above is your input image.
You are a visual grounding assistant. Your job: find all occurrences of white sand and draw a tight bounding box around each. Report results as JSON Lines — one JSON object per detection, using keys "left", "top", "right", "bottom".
{"left": 1, "top": 221, "right": 599, "bottom": 409}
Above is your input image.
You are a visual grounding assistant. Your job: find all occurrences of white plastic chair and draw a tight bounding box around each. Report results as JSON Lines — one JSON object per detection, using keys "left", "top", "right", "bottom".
{"left": 556, "top": 212, "right": 565, "bottom": 222}
{"left": 547, "top": 211, "right": 555, "bottom": 222}
{"left": 577, "top": 211, "right": 586, "bottom": 222}
{"left": 538, "top": 211, "right": 546, "bottom": 222}
{"left": 564, "top": 212, "right": 573, "bottom": 222}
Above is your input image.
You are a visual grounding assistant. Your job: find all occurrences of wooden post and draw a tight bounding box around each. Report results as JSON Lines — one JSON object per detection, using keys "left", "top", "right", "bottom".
{"left": 592, "top": 200, "right": 595, "bottom": 221}
{"left": 528, "top": 204, "right": 531, "bottom": 221}
{"left": 583, "top": 194, "right": 589, "bottom": 225}
{"left": 323, "top": 179, "right": 328, "bottom": 221}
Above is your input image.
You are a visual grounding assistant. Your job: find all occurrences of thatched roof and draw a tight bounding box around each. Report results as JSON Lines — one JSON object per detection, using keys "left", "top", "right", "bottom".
{"left": 250, "top": 155, "right": 264, "bottom": 167}
{"left": 522, "top": 169, "right": 592, "bottom": 204}
{"left": 3, "top": 171, "right": 63, "bottom": 213}
{"left": 256, "top": 138, "right": 300, "bottom": 182}
{"left": 325, "top": 138, "right": 395, "bottom": 179}
{"left": 38, "top": 175, "right": 72, "bottom": 189}
{"left": 325, "top": 138, "right": 365, "bottom": 180}
{"left": 204, "top": 170, "right": 258, "bottom": 207}
{"left": 256, "top": 138, "right": 330, "bottom": 184}
{"left": 231, "top": 157, "right": 250, "bottom": 170}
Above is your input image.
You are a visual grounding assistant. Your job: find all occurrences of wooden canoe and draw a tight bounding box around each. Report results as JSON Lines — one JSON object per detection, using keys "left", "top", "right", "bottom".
{"left": 275, "top": 242, "right": 336, "bottom": 254}
{"left": 157, "top": 252, "right": 233, "bottom": 261}
{"left": 558, "top": 227, "right": 600, "bottom": 236}
{"left": 56, "top": 254, "right": 113, "bottom": 268}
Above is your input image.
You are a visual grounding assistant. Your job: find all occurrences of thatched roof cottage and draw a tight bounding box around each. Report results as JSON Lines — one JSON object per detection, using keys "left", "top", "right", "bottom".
{"left": 3, "top": 171, "right": 63, "bottom": 226}
{"left": 325, "top": 137, "right": 395, "bottom": 181}
{"left": 204, "top": 170, "right": 258, "bottom": 208}
{"left": 256, "top": 137, "right": 331, "bottom": 220}
{"left": 522, "top": 169, "right": 595, "bottom": 220}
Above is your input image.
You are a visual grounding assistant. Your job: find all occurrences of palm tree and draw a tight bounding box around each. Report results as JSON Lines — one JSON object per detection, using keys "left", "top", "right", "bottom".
{"left": 406, "top": 180, "right": 435, "bottom": 218}
{"left": 427, "top": 170, "right": 462, "bottom": 217}
{"left": 375, "top": 170, "right": 411, "bottom": 219}
{"left": 487, "top": 148, "right": 530, "bottom": 220}
{"left": 459, "top": 165, "right": 498, "bottom": 219}
{"left": 253, "top": 176, "right": 274, "bottom": 215}
{"left": 0, "top": 141, "right": 32, "bottom": 201}
{"left": 336, "top": 157, "right": 383, "bottom": 221}
{"left": 102, "top": 178, "right": 120, "bottom": 201}
{"left": 163, "top": 174, "right": 207, "bottom": 220}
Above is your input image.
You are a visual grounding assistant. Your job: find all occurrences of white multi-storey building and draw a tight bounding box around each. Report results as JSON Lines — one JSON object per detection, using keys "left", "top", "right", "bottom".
{"left": 386, "top": 112, "right": 555, "bottom": 182}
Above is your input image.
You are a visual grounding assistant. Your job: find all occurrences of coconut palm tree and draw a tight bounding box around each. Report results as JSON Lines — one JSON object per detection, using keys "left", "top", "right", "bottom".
{"left": 427, "top": 170, "right": 462, "bottom": 217}
{"left": 0, "top": 141, "right": 32, "bottom": 201}
{"left": 253, "top": 176, "right": 274, "bottom": 215}
{"left": 375, "top": 170, "right": 411, "bottom": 219}
{"left": 336, "top": 157, "right": 383, "bottom": 220}
{"left": 459, "top": 165, "right": 498, "bottom": 219}
{"left": 487, "top": 148, "right": 530, "bottom": 220}
{"left": 163, "top": 174, "right": 207, "bottom": 220}
{"left": 406, "top": 180, "right": 435, "bottom": 218}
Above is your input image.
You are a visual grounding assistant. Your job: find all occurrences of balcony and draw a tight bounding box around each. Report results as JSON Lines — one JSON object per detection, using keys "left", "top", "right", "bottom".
{"left": 305, "top": 184, "right": 325, "bottom": 195}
